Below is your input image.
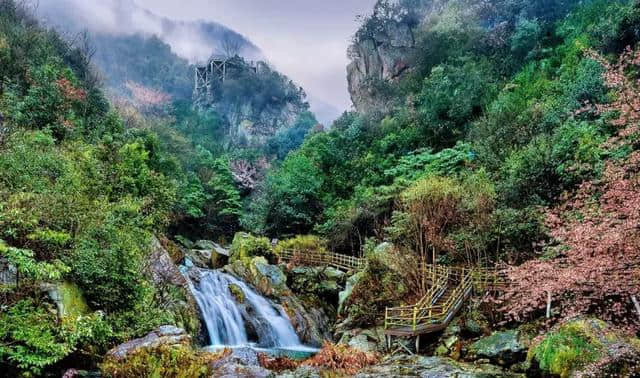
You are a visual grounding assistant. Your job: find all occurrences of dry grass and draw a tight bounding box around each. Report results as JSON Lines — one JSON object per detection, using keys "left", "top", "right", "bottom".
{"left": 258, "top": 342, "right": 380, "bottom": 375}
{"left": 303, "top": 342, "right": 380, "bottom": 375}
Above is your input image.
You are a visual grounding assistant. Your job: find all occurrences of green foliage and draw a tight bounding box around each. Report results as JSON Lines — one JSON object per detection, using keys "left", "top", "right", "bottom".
{"left": 0, "top": 299, "right": 112, "bottom": 376}
{"left": 417, "top": 57, "right": 498, "bottom": 147}
{"left": 0, "top": 241, "right": 68, "bottom": 283}
{"left": 245, "top": 153, "right": 323, "bottom": 236}
{"left": 344, "top": 255, "right": 407, "bottom": 326}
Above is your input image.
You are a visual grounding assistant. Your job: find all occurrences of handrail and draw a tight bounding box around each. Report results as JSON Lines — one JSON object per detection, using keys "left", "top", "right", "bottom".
{"left": 277, "top": 249, "right": 365, "bottom": 271}
{"left": 384, "top": 266, "right": 505, "bottom": 333}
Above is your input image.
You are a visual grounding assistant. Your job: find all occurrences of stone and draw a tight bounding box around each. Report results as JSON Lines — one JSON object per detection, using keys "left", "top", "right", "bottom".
{"left": 105, "top": 326, "right": 190, "bottom": 361}
{"left": 185, "top": 248, "right": 212, "bottom": 268}
{"left": 467, "top": 330, "right": 526, "bottom": 366}
{"left": 174, "top": 235, "right": 194, "bottom": 249}
{"left": 0, "top": 256, "right": 17, "bottom": 287}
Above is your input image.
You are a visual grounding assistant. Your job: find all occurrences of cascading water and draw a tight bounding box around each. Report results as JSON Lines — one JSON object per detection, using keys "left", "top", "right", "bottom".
{"left": 185, "top": 267, "right": 304, "bottom": 349}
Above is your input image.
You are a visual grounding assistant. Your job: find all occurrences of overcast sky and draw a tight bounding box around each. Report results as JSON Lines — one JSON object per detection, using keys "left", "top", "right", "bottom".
{"left": 133, "top": 0, "right": 377, "bottom": 116}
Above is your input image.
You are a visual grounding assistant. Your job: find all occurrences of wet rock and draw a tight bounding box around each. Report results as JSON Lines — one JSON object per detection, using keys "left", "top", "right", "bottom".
{"left": 0, "top": 253, "right": 17, "bottom": 287}
{"left": 466, "top": 330, "right": 526, "bottom": 366}
{"left": 105, "top": 326, "right": 190, "bottom": 361}
{"left": 186, "top": 248, "right": 213, "bottom": 268}
{"left": 227, "top": 256, "right": 289, "bottom": 297}
{"left": 282, "top": 296, "right": 333, "bottom": 347}
{"left": 337, "top": 327, "right": 386, "bottom": 354}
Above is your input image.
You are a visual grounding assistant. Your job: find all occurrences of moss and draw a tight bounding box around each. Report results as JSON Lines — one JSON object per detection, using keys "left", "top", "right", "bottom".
{"left": 228, "top": 283, "right": 245, "bottom": 303}
{"left": 529, "top": 320, "right": 604, "bottom": 378}
{"left": 101, "top": 344, "right": 226, "bottom": 378}
{"left": 229, "top": 232, "right": 273, "bottom": 265}
{"left": 58, "top": 281, "right": 90, "bottom": 318}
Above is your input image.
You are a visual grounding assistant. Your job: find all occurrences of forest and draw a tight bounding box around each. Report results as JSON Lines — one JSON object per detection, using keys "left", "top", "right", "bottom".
{"left": 1, "top": 0, "right": 640, "bottom": 377}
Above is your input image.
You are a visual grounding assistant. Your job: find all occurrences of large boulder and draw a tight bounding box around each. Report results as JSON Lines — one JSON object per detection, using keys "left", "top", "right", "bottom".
{"left": 105, "top": 326, "right": 190, "bottom": 361}
{"left": 466, "top": 330, "right": 526, "bottom": 366}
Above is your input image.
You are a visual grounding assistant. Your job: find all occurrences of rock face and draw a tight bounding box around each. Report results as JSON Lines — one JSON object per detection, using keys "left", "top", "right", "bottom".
{"left": 147, "top": 236, "right": 202, "bottom": 338}
{"left": 105, "top": 326, "right": 190, "bottom": 361}
{"left": 466, "top": 330, "right": 526, "bottom": 366}
{"left": 346, "top": 4, "right": 435, "bottom": 114}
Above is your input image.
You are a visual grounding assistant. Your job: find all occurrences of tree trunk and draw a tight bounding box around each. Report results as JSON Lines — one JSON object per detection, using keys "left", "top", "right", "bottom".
{"left": 632, "top": 295, "right": 640, "bottom": 322}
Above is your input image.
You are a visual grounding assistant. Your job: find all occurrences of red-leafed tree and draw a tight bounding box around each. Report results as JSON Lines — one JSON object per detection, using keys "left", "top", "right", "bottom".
{"left": 501, "top": 47, "right": 640, "bottom": 330}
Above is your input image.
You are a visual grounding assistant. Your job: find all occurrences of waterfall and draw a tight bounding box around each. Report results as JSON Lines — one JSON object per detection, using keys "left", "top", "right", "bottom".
{"left": 186, "top": 268, "right": 303, "bottom": 348}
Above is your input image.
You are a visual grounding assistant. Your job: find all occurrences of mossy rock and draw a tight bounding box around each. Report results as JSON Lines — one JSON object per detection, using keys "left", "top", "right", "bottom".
{"left": 528, "top": 318, "right": 640, "bottom": 378}
{"left": 45, "top": 281, "right": 89, "bottom": 319}
{"left": 228, "top": 283, "right": 245, "bottom": 303}
{"left": 230, "top": 233, "right": 274, "bottom": 265}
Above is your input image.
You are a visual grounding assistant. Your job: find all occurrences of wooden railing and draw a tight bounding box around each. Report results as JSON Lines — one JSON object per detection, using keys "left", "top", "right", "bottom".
{"left": 384, "top": 266, "right": 506, "bottom": 333}
{"left": 277, "top": 249, "right": 365, "bottom": 271}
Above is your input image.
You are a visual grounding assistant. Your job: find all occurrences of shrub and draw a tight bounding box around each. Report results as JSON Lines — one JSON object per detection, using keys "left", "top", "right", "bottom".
{"left": 229, "top": 232, "right": 274, "bottom": 264}
{"left": 274, "top": 235, "right": 327, "bottom": 255}
{"left": 530, "top": 321, "right": 603, "bottom": 378}
{"left": 303, "top": 341, "right": 379, "bottom": 375}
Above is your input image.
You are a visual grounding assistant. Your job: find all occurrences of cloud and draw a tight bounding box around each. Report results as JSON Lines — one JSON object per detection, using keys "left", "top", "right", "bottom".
{"left": 36, "top": 0, "right": 261, "bottom": 63}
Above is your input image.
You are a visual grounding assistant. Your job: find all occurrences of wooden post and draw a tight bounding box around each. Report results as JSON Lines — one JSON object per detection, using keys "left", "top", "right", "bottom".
{"left": 546, "top": 291, "right": 552, "bottom": 318}
{"left": 412, "top": 307, "right": 418, "bottom": 331}
{"left": 632, "top": 296, "right": 640, "bottom": 322}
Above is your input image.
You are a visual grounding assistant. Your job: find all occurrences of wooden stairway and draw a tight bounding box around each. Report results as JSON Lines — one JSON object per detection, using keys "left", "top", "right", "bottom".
{"left": 383, "top": 265, "right": 508, "bottom": 351}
